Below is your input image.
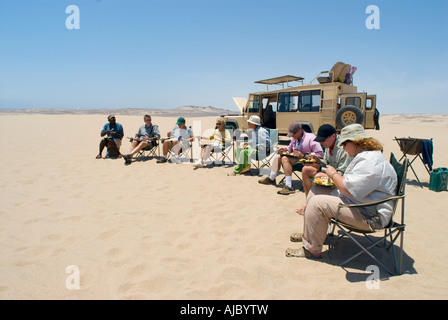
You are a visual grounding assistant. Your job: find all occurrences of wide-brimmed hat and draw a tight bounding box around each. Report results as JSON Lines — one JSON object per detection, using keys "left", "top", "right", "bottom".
{"left": 314, "top": 124, "right": 336, "bottom": 142}
{"left": 287, "top": 122, "right": 302, "bottom": 137}
{"left": 176, "top": 117, "right": 186, "bottom": 125}
{"left": 247, "top": 115, "right": 261, "bottom": 126}
{"left": 338, "top": 124, "right": 371, "bottom": 146}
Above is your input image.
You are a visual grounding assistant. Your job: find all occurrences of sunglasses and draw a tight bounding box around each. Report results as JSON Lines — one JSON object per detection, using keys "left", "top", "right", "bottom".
{"left": 216, "top": 123, "right": 223, "bottom": 125}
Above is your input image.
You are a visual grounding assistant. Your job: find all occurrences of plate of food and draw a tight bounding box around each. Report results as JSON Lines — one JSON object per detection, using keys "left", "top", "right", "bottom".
{"left": 311, "top": 177, "right": 335, "bottom": 187}
{"left": 281, "top": 151, "right": 299, "bottom": 158}
{"left": 299, "top": 158, "right": 317, "bottom": 164}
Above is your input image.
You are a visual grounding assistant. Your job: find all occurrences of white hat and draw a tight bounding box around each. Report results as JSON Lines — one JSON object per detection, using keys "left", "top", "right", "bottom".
{"left": 247, "top": 115, "right": 261, "bottom": 126}
{"left": 338, "top": 124, "right": 371, "bottom": 146}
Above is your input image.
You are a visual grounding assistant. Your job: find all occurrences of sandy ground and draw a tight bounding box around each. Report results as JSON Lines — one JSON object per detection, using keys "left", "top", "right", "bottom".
{"left": 0, "top": 112, "right": 447, "bottom": 300}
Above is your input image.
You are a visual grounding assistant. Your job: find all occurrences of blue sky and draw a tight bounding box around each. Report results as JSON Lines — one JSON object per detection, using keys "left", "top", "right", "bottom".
{"left": 0, "top": 0, "right": 447, "bottom": 113}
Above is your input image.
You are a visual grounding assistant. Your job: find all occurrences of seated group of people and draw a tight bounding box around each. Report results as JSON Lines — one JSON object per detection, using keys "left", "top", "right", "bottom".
{"left": 96, "top": 114, "right": 226, "bottom": 166}
{"left": 96, "top": 114, "right": 398, "bottom": 261}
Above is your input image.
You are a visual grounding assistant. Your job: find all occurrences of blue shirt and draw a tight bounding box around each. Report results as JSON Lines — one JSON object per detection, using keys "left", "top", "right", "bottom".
{"left": 101, "top": 122, "right": 124, "bottom": 140}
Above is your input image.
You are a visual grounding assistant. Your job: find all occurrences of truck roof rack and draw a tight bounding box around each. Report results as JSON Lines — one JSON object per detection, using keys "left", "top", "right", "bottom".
{"left": 255, "top": 75, "right": 304, "bottom": 91}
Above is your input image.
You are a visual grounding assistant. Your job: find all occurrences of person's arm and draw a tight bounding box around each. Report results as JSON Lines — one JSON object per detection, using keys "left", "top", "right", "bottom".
{"left": 310, "top": 141, "right": 324, "bottom": 158}
{"left": 113, "top": 124, "right": 124, "bottom": 140}
{"left": 335, "top": 149, "right": 351, "bottom": 175}
{"left": 101, "top": 124, "right": 108, "bottom": 137}
{"left": 325, "top": 165, "right": 353, "bottom": 197}
{"left": 152, "top": 125, "right": 161, "bottom": 140}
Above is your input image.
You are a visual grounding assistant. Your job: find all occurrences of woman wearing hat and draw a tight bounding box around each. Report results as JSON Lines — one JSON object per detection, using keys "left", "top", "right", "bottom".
{"left": 286, "top": 124, "right": 397, "bottom": 258}
{"left": 229, "top": 115, "right": 270, "bottom": 175}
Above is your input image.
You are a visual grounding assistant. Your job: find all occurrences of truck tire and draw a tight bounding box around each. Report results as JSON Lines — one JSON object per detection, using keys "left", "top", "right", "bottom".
{"left": 336, "top": 106, "right": 363, "bottom": 128}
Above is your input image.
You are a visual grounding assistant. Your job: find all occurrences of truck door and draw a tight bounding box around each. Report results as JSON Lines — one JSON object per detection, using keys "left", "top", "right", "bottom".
{"left": 364, "top": 95, "right": 377, "bottom": 129}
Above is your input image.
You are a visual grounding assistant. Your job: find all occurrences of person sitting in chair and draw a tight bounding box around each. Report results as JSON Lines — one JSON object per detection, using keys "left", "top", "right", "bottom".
{"left": 295, "top": 124, "right": 352, "bottom": 214}
{"left": 229, "top": 115, "right": 270, "bottom": 175}
{"left": 123, "top": 114, "right": 160, "bottom": 165}
{"left": 96, "top": 115, "right": 124, "bottom": 159}
{"left": 157, "top": 117, "right": 194, "bottom": 164}
{"left": 258, "top": 122, "right": 323, "bottom": 195}
{"left": 285, "top": 124, "right": 397, "bottom": 258}
{"left": 193, "top": 117, "right": 232, "bottom": 168}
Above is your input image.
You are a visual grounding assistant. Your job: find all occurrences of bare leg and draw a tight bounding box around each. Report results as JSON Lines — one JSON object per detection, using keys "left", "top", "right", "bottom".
{"left": 301, "top": 165, "right": 318, "bottom": 197}
{"left": 97, "top": 138, "right": 108, "bottom": 158}
{"left": 129, "top": 141, "right": 149, "bottom": 157}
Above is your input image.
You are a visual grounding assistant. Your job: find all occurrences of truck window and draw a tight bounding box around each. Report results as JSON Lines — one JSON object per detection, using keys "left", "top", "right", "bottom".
{"left": 299, "top": 90, "right": 321, "bottom": 112}
{"left": 278, "top": 92, "right": 298, "bottom": 112}
{"left": 366, "top": 98, "right": 373, "bottom": 110}
{"left": 248, "top": 95, "right": 261, "bottom": 113}
{"left": 345, "top": 97, "right": 361, "bottom": 108}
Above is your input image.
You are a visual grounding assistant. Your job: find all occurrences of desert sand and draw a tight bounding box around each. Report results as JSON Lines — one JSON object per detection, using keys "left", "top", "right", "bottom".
{"left": 0, "top": 112, "right": 447, "bottom": 300}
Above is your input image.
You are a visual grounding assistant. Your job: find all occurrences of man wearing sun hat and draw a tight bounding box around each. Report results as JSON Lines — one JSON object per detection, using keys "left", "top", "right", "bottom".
{"left": 96, "top": 114, "right": 124, "bottom": 159}
{"left": 229, "top": 115, "right": 271, "bottom": 175}
{"left": 157, "top": 117, "right": 194, "bottom": 163}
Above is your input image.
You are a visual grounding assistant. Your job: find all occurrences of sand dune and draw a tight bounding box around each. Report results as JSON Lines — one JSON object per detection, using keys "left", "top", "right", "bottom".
{"left": 0, "top": 113, "right": 447, "bottom": 299}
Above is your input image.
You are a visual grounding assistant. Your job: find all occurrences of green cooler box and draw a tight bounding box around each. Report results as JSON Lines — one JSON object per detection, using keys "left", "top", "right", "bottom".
{"left": 429, "top": 168, "right": 448, "bottom": 192}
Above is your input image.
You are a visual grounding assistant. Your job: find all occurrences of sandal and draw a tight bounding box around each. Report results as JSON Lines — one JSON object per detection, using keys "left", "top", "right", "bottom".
{"left": 285, "top": 247, "right": 321, "bottom": 259}
{"left": 240, "top": 165, "right": 251, "bottom": 174}
{"left": 290, "top": 233, "right": 303, "bottom": 242}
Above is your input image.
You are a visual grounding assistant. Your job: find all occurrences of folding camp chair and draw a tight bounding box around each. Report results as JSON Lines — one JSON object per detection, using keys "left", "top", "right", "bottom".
{"left": 252, "top": 128, "right": 278, "bottom": 171}
{"left": 278, "top": 162, "right": 304, "bottom": 191}
{"left": 328, "top": 153, "right": 408, "bottom": 275}
{"left": 394, "top": 137, "right": 433, "bottom": 187}
{"left": 160, "top": 138, "right": 193, "bottom": 163}
{"left": 197, "top": 126, "right": 235, "bottom": 165}
{"left": 135, "top": 138, "right": 160, "bottom": 159}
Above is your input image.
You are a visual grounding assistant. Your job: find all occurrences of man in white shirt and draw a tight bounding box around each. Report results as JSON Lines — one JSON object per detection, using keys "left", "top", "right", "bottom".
{"left": 157, "top": 117, "right": 194, "bottom": 163}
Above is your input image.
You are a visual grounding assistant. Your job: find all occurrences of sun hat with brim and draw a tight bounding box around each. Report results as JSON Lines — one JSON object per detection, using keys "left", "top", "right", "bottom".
{"left": 247, "top": 115, "right": 261, "bottom": 126}
{"left": 314, "top": 124, "right": 336, "bottom": 142}
{"left": 287, "top": 122, "right": 302, "bottom": 137}
{"left": 176, "top": 117, "right": 186, "bottom": 125}
{"left": 338, "top": 124, "right": 371, "bottom": 146}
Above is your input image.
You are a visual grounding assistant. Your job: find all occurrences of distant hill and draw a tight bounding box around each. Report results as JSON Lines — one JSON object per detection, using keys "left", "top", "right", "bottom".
{"left": 0, "top": 105, "right": 238, "bottom": 117}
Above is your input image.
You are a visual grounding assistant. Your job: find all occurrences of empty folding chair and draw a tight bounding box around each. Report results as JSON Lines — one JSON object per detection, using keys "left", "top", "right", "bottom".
{"left": 394, "top": 137, "right": 433, "bottom": 187}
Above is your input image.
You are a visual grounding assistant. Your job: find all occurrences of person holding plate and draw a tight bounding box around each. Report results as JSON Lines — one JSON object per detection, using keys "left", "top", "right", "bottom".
{"left": 123, "top": 114, "right": 161, "bottom": 165}
{"left": 258, "top": 122, "right": 323, "bottom": 195}
{"left": 296, "top": 124, "right": 352, "bottom": 214}
{"left": 286, "top": 124, "right": 397, "bottom": 258}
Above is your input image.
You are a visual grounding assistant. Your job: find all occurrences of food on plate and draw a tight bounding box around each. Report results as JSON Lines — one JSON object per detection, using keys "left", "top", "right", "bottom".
{"left": 313, "top": 176, "right": 334, "bottom": 186}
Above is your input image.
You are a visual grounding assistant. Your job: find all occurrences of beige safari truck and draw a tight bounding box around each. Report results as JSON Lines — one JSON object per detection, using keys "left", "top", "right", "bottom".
{"left": 223, "top": 62, "right": 380, "bottom": 134}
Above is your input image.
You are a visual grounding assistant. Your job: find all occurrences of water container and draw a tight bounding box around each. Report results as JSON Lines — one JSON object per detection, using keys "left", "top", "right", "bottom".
{"left": 429, "top": 168, "right": 448, "bottom": 192}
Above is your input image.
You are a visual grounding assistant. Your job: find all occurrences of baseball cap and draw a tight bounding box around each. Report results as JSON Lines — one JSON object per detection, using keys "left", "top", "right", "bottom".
{"left": 176, "top": 117, "right": 186, "bottom": 125}
{"left": 314, "top": 124, "right": 336, "bottom": 142}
